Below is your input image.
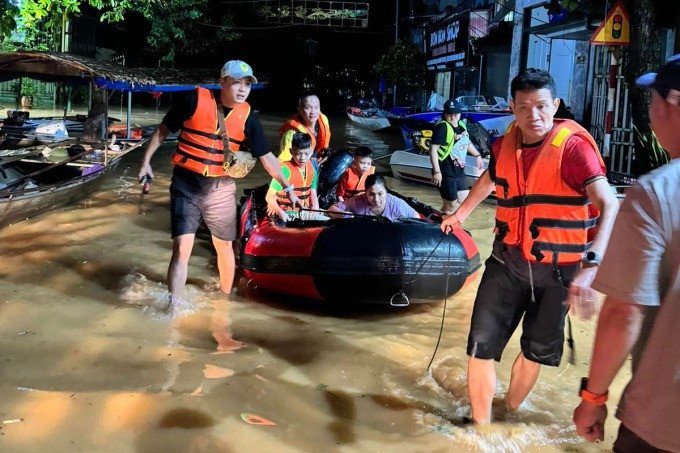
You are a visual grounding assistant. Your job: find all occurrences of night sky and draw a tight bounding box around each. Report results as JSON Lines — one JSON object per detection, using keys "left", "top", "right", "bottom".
{"left": 95, "top": 0, "right": 430, "bottom": 110}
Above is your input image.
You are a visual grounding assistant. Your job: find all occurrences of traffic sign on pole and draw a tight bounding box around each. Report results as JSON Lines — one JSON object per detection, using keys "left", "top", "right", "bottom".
{"left": 590, "top": 0, "right": 630, "bottom": 46}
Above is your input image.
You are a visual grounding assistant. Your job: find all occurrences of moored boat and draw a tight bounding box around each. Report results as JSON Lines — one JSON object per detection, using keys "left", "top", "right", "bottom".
{"left": 0, "top": 139, "right": 145, "bottom": 227}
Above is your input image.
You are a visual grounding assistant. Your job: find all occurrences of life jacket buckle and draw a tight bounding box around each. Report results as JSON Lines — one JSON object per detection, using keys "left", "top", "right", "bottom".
{"left": 222, "top": 152, "right": 235, "bottom": 171}
{"left": 530, "top": 244, "right": 545, "bottom": 262}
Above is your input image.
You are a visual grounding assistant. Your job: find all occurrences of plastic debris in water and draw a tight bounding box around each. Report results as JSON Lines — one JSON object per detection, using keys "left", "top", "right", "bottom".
{"left": 3, "top": 419, "right": 23, "bottom": 424}
{"left": 203, "top": 364, "right": 234, "bottom": 379}
{"left": 240, "top": 413, "right": 276, "bottom": 426}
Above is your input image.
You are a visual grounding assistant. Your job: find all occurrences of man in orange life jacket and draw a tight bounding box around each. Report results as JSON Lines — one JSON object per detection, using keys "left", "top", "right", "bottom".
{"left": 336, "top": 146, "right": 375, "bottom": 202}
{"left": 278, "top": 93, "right": 331, "bottom": 166}
{"left": 440, "top": 68, "right": 620, "bottom": 424}
{"left": 138, "top": 60, "right": 300, "bottom": 304}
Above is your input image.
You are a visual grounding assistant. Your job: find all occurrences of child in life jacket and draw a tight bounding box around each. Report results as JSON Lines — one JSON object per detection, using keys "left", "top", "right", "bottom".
{"left": 336, "top": 146, "right": 376, "bottom": 202}
{"left": 266, "top": 132, "right": 326, "bottom": 222}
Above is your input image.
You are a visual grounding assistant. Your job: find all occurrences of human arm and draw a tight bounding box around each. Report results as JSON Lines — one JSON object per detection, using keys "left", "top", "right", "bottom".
{"left": 310, "top": 188, "right": 319, "bottom": 211}
{"left": 137, "top": 123, "right": 170, "bottom": 180}
{"left": 259, "top": 152, "right": 300, "bottom": 208}
{"left": 429, "top": 123, "right": 449, "bottom": 186}
{"left": 566, "top": 178, "right": 619, "bottom": 320}
{"left": 327, "top": 202, "right": 348, "bottom": 219}
{"left": 573, "top": 298, "right": 649, "bottom": 442}
{"left": 440, "top": 170, "right": 495, "bottom": 233}
{"left": 265, "top": 184, "right": 289, "bottom": 222}
{"left": 467, "top": 142, "right": 484, "bottom": 169}
{"left": 429, "top": 144, "right": 443, "bottom": 187}
{"left": 278, "top": 130, "right": 294, "bottom": 162}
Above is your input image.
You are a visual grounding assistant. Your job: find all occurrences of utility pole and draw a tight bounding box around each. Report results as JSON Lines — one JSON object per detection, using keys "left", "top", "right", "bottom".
{"left": 393, "top": 0, "right": 399, "bottom": 107}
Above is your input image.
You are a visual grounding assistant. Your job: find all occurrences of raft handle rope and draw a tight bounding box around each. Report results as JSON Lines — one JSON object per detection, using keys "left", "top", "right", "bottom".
{"left": 426, "top": 238, "right": 452, "bottom": 372}
{"left": 298, "top": 207, "right": 390, "bottom": 220}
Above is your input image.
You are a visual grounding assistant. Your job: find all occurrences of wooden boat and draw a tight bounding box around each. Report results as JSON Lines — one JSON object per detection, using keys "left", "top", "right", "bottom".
{"left": 0, "top": 138, "right": 145, "bottom": 227}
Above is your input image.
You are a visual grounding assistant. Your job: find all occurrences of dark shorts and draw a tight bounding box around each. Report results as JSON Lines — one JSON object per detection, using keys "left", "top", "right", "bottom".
{"left": 466, "top": 256, "right": 569, "bottom": 366}
{"left": 170, "top": 172, "right": 237, "bottom": 241}
{"left": 614, "top": 424, "right": 671, "bottom": 453}
{"left": 439, "top": 160, "right": 469, "bottom": 202}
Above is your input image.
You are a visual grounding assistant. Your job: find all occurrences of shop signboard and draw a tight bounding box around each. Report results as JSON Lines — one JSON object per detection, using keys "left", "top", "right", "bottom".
{"left": 426, "top": 12, "right": 470, "bottom": 70}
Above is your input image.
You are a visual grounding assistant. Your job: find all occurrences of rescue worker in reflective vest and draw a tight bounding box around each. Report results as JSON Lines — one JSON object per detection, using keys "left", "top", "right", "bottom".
{"left": 430, "top": 99, "right": 484, "bottom": 215}
{"left": 266, "top": 132, "right": 326, "bottom": 222}
{"left": 138, "top": 60, "right": 300, "bottom": 305}
{"left": 440, "top": 69, "right": 620, "bottom": 424}
{"left": 278, "top": 93, "right": 331, "bottom": 166}
{"left": 336, "top": 146, "right": 375, "bottom": 202}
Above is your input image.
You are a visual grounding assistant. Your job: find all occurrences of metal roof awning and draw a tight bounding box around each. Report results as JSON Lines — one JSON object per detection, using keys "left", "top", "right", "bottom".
{"left": 524, "top": 18, "right": 599, "bottom": 41}
{"left": 490, "top": 0, "right": 515, "bottom": 25}
{"left": 0, "top": 52, "right": 266, "bottom": 92}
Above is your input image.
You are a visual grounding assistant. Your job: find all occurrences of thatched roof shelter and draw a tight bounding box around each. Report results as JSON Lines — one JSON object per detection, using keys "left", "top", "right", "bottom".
{"left": 0, "top": 52, "right": 264, "bottom": 92}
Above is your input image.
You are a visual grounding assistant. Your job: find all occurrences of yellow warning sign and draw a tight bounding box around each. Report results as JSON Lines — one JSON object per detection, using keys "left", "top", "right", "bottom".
{"left": 590, "top": 0, "right": 630, "bottom": 46}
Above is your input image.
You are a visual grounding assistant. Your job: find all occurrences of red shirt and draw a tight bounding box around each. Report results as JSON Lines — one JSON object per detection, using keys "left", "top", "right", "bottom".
{"left": 489, "top": 132, "right": 605, "bottom": 195}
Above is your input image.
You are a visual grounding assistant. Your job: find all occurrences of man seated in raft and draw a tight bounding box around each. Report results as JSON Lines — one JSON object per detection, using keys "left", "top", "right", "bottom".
{"left": 328, "top": 174, "right": 419, "bottom": 221}
{"left": 266, "top": 132, "right": 327, "bottom": 222}
{"left": 336, "top": 146, "right": 376, "bottom": 203}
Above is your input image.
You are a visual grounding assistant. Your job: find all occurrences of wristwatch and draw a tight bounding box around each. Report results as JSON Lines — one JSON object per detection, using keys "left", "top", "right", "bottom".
{"left": 582, "top": 250, "right": 602, "bottom": 267}
{"left": 579, "top": 377, "right": 608, "bottom": 405}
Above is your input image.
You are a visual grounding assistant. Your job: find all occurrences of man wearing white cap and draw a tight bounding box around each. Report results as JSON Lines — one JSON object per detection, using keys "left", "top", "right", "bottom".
{"left": 138, "top": 60, "right": 300, "bottom": 304}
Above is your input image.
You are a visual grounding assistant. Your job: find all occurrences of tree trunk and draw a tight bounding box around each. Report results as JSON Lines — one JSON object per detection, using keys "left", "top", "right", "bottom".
{"left": 622, "top": 0, "right": 664, "bottom": 174}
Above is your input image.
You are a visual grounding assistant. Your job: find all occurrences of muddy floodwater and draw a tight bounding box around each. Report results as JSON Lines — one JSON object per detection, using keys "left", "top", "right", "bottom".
{"left": 0, "top": 113, "right": 630, "bottom": 452}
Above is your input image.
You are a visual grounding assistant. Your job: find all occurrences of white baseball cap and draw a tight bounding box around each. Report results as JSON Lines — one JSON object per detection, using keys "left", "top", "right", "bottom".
{"left": 220, "top": 60, "right": 257, "bottom": 83}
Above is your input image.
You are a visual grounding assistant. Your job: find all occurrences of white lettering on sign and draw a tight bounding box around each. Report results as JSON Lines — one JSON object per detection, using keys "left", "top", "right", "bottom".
{"left": 426, "top": 51, "right": 466, "bottom": 66}
{"left": 430, "top": 20, "right": 460, "bottom": 47}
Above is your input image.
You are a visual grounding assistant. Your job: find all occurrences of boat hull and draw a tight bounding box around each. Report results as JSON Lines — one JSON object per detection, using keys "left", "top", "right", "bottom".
{"left": 0, "top": 141, "right": 144, "bottom": 227}
{"left": 346, "top": 112, "right": 391, "bottom": 131}
{"left": 241, "top": 216, "right": 481, "bottom": 304}
{"left": 389, "top": 149, "right": 487, "bottom": 188}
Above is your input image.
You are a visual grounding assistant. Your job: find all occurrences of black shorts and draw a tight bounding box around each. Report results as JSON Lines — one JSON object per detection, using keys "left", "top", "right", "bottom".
{"left": 466, "top": 256, "right": 569, "bottom": 367}
{"left": 170, "top": 171, "right": 237, "bottom": 241}
{"left": 439, "top": 160, "right": 469, "bottom": 202}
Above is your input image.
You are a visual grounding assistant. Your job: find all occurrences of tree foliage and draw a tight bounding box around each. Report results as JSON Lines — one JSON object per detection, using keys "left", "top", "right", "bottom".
{"left": 142, "top": 0, "right": 239, "bottom": 63}
{"left": 18, "top": 0, "right": 163, "bottom": 28}
{"left": 621, "top": 0, "right": 670, "bottom": 173}
{"left": 0, "top": 0, "right": 18, "bottom": 42}
{"left": 374, "top": 40, "right": 427, "bottom": 96}
{"left": 12, "top": 0, "right": 238, "bottom": 63}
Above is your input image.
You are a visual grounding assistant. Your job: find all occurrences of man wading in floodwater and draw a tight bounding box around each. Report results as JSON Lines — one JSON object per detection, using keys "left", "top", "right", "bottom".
{"left": 440, "top": 69, "right": 619, "bottom": 424}
{"left": 138, "top": 60, "right": 299, "bottom": 304}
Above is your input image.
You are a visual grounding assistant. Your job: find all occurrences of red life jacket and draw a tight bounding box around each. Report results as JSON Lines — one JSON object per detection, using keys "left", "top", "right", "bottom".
{"left": 279, "top": 113, "right": 331, "bottom": 151}
{"left": 342, "top": 166, "right": 375, "bottom": 198}
{"left": 172, "top": 86, "right": 250, "bottom": 176}
{"left": 494, "top": 119, "right": 604, "bottom": 265}
{"left": 276, "top": 160, "right": 316, "bottom": 212}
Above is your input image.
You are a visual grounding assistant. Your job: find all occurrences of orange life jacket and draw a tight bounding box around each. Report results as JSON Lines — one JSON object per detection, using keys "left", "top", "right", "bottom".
{"left": 172, "top": 87, "right": 250, "bottom": 176}
{"left": 276, "top": 160, "right": 316, "bottom": 212}
{"left": 279, "top": 113, "right": 331, "bottom": 151}
{"left": 494, "top": 119, "right": 604, "bottom": 265}
{"left": 342, "top": 165, "right": 375, "bottom": 198}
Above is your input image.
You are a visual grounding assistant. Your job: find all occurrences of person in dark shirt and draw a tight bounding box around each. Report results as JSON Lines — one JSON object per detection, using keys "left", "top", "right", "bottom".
{"left": 138, "top": 60, "right": 299, "bottom": 306}
{"left": 429, "top": 99, "right": 484, "bottom": 215}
